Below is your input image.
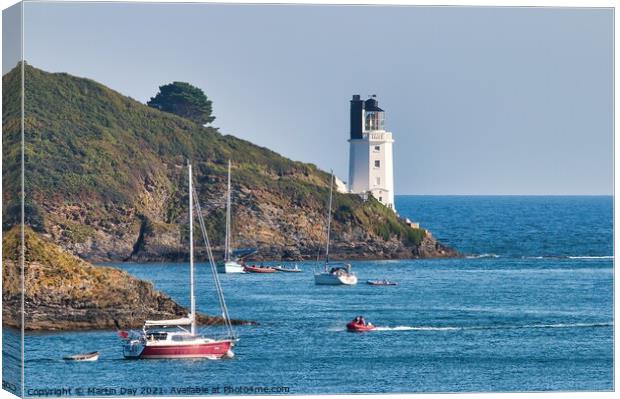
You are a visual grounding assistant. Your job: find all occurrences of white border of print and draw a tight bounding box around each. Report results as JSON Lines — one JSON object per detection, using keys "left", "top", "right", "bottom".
{"left": 0, "top": 2, "right": 616, "bottom": 399}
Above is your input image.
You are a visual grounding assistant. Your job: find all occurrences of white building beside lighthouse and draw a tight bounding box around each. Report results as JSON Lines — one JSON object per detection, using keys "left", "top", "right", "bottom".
{"left": 348, "top": 94, "right": 395, "bottom": 211}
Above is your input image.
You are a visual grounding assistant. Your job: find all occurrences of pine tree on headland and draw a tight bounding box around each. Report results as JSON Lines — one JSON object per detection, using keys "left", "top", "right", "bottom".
{"left": 147, "top": 82, "right": 215, "bottom": 125}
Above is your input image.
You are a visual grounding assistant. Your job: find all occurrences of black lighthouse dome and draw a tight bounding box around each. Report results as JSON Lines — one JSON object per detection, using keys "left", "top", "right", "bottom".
{"left": 364, "top": 96, "right": 384, "bottom": 112}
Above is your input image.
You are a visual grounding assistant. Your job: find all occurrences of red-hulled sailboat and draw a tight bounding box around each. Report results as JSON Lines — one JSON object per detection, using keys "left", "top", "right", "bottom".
{"left": 121, "top": 163, "right": 237, "bottom": 359}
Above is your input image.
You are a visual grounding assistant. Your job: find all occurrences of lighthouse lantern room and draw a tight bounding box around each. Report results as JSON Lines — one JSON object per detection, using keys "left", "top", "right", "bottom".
{"left": 348, "top": 94, "right": 395, "bottom": 211}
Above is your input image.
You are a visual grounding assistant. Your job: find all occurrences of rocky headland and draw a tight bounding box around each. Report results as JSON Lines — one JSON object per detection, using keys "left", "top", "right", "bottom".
{"left": 2, "top": 226, "right": 253, "bottom": 331}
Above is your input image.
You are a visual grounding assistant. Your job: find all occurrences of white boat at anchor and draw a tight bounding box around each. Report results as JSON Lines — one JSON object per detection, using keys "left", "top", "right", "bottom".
{"left": 315, "top": 263, "right": 357, "bottom": 285}
{"left": 314, "top": 170, "right": 358, "bottom": 286}
{"left": 62, "top": 351, "right": 100, "bottom": 361}
{"left": 219, "top": 260, "right": 244, "bottom": 274}
{"left": 218, "top": 160, "right": 245, "bottom": 274}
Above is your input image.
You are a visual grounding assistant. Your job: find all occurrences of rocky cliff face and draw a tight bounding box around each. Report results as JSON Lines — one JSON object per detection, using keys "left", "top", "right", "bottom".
{"left": 126, "top": 182, "right": 458, "bottom": 262}
{"left": 2, "top": 227, "right": 252, "bottom": 330}
{"left": 2, "top": 63, "right": 458, "bottom": 265}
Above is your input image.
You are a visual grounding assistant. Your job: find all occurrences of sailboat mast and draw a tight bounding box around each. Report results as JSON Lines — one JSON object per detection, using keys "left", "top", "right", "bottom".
{"left": 325, "top": 171, "right": 334, "bottom": 265}
{"left": 188, "top": 163, "right": 196, "bottom": 336}
{"left": 225, "top": 160, "right": 232, "bottom": 263}
{"left": 192, "top": 186, "right": 236, "bottom": 339}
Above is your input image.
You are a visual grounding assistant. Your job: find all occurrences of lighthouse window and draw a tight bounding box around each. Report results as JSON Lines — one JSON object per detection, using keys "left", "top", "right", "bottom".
{"left": 374, "top": 160, "right": 380, "bottom": 168}
{"left": 375, "top": 177, "right": 381, "bottom": 186}
{"left": 365, "top": 111, "right": 385, "bottom": 131}
{"left": 374, "top": 145, "right": 380, "bottom": 152}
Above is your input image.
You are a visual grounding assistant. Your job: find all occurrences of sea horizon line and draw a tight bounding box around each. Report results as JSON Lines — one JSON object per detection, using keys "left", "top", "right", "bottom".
{"left": 395, "top": 194, "right": 613, "bottom": 197}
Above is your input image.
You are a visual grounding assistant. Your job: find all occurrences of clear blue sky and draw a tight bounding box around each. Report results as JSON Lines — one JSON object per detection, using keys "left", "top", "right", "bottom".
{"left": 5, "top": 3, "right": 613, "bottom": 194}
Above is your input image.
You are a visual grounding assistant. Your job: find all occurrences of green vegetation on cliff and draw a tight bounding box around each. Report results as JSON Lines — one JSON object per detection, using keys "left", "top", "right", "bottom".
{"left": 3, "top": 63, "right": 318, "bottom": 205}
{"left": 147, "top": 81, "right": 216, "bottom": 125}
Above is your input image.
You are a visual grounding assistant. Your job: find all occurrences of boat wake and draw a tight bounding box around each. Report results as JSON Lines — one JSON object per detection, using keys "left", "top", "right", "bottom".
{"left": 521, "top": 255, "right": 613, "bottom": 260}
{"left": 465, "top": 253, "right": 500, "bottom": 259}
{"left": 468, "top": 254, "right": 613, "bottom": 260}
{"left": 373, "top": 326, "right": 459, "bottom": 331}
{"left": 337, "top": 322, "right": 612, "bottom": 332}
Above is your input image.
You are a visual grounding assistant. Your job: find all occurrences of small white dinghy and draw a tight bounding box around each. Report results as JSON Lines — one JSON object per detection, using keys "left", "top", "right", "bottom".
{"left": 63, "top": 351, "right": 100, "bottom": 361}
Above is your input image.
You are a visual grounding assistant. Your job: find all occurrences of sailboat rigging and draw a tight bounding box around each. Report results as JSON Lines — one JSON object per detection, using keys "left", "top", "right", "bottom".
{"left": 120, "top": 162, "right": 237, "bottom": 359}
{"left": 314, "top": 171, "right": 358, "bottom": 286}
{"left": 218, "top": 160, "right": 246, "bottom": 273}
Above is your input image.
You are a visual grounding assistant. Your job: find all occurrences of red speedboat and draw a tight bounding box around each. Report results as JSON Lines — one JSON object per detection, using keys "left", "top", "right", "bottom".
{"left": 244, "top": 265, "right": 277, "bottom": 273}
{"left": 346, "top": 317, "right": 375, "bottom": 332}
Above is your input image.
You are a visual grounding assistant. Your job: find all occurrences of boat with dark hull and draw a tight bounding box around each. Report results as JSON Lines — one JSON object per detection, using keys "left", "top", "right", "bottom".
{"left": 274, "top": 265, "right": 303, "bottom": 273}
{"left": 120, "top": 163, "right": 237, "bottom": 360}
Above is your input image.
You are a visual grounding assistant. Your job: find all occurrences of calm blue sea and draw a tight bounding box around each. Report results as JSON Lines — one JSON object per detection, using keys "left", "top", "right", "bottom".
{"left": 4, "top": 196, "right": 614, "bottom": 395}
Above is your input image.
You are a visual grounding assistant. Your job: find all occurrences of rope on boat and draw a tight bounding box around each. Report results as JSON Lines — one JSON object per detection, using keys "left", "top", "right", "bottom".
{"left": 325, "top": 171, "right": 334, "bottom": 266}
{"left": 191, "top": 180, "right": 236, "bottom": 340}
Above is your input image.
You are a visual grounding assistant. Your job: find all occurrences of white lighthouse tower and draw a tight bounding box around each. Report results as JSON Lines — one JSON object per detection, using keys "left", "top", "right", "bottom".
{"left": 348, "top": 94, "right": 395, "bottom": 211}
